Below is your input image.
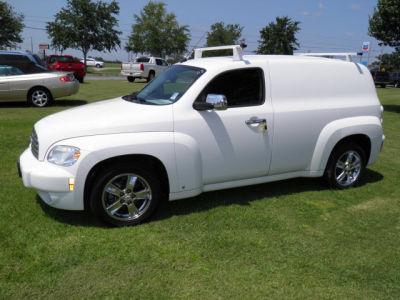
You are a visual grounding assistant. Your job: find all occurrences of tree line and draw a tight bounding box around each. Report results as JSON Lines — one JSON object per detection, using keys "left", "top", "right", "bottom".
{"left": 1, "top": 0, "right": 400, "bottom": 69}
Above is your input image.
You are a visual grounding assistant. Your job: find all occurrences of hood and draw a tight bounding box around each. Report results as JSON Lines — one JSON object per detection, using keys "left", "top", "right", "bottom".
{"left": 34, "top": 97, "right": 173, "bottom": 158}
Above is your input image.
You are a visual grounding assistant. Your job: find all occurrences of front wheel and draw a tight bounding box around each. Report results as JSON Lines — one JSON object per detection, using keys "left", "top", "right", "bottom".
{"left": 90, "top": 163, "right": 161, "bottom": 226}
{"left": 127, "top": 76, "right": 135, "bottom": 82}
{"left": 324, "top": 142, "right": 366, "bottom": 189}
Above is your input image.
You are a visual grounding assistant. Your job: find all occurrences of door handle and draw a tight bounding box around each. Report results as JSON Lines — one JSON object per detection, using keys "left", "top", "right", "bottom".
{"left": 245, "top": 118, "right": 267, "bottom": 132}
{"left": 245, "top": 118, "right": 266, "bottom": 125}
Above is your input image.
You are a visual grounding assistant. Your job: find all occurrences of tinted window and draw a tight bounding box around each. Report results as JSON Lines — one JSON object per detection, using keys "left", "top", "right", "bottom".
{"left": 155, "top": 59, "right": 162, "bottom": 66}
{"left": 49, "top": 56, "right": 76, "bottom": 63}
{"left": 136, "top": 57, "right": 150, "bottom": 63}
{"left": 198, "top": 68, "right": 264, "bottom": 107}
{"left": 32, "top": 54, "right": 44, "bottom": 66}
{"left": 0, "top": 65, "right": 24, "bottom": 76}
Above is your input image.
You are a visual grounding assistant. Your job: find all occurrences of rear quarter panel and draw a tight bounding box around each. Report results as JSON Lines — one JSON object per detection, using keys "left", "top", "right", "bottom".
{"left": 268, "top": 58, "right": 381, "bottom": 174}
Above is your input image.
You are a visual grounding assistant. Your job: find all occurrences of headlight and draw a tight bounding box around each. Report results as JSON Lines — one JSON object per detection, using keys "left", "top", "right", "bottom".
{"left": 47, "top": 145, "right": 81, "bottom": 166}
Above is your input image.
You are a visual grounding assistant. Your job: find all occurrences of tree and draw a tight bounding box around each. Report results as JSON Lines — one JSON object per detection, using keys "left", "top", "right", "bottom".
{"left": 47, "top": 0, "right": 121, "bottom": 67}
{"left": 126, "top": 1, "right": 190, "bottom": 58}
{"left": 372, "top": 50, "right": 400, "bottom": 71}
{"left": 206, "top": 22, "right": 243, "bottom": 47}
{"left": 257, "top": 16, "right": 300, "bottom": 55}
{"left": 0, "top": 1, "right": 24, "bottom": 49}
{"left": 369, "top": 0, "right": 400, "bottom": 49}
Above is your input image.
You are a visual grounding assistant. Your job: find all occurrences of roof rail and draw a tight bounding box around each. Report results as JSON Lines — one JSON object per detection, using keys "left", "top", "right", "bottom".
{"left": 194, "top": 45, "right": 243, "bottom": 61}
{"left": 296, "top": 52, "right": 360, "bottom": 62}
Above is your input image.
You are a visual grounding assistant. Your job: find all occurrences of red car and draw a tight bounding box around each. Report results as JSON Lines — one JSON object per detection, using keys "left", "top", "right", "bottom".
{"left": 47, "top": 55, "right": 86, "bottom": 83}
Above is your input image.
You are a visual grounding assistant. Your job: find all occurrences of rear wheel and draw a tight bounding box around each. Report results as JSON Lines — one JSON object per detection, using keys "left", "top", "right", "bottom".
{"left": 324, "top": 142, "right": 366, "bottom": 189}
{"left": 95, "top": 64, "right": 101, "bottom": 68}
{"left": 28, "top": 88, "right": 52, "bottom": 107}
{"left": 147, "top": 71, "right": 155, "bottom": 82}
{"left": 380, "top": 84, "right": 386, "bottom": 88}
{"left": 127, "top": 76, "right": 135, "bottom": 82}
{"left": 78, "top": 77, "right": 84, "bottom": 83}
{"left": 90, "top": 163, "right": 161, "bottom": 226}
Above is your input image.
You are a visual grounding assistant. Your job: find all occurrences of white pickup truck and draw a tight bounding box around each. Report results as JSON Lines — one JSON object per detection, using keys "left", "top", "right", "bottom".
{"left": 121, "top": 56, "right": 169, "bottom": 82}
{"left": 19, "top": 45, "right": 384, "bottom": 226}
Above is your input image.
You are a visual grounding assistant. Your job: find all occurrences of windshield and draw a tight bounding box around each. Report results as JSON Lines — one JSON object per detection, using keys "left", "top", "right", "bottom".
{"left": 125, "top": 65, "right": 205, "bottom": 105}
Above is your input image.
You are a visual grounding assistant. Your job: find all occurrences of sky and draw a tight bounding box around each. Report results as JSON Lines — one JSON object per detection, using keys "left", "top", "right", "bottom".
{"left": 6, "top": 0, "right": 391, "bottom": 62}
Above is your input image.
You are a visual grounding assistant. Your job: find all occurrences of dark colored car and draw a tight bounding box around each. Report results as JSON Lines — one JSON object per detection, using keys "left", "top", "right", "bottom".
{"left": 389, "top": 72, "right": 400, "bottom": 88}
{"left": 47, "top": 55, "right": 86, "bottom": 83}
{"left": 0, "top": 50, "right": 48, "bottom": 74}
{"left": 370, "top": 69, "right": 390, "bottom": 88}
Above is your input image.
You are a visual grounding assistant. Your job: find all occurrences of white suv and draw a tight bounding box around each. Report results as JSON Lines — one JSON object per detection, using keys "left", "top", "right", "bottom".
{"left": 19, "top": 45, "right": 384, "bottom": 226}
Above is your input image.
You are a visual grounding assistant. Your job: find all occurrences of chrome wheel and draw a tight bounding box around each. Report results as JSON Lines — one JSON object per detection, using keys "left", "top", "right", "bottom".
{"left": 102, "top": 173, "right": 152, "bottom": 221}
{"left": 31, "top": 90, "right": 49, "bottom": 107}
{"left": 334, "top": 151, "right": 362, "bottom": 187}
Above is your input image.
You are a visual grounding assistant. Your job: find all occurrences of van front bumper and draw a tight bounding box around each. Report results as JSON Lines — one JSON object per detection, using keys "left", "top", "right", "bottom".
{"left": 18, "top": 148, "right": 83, "bottom": 210}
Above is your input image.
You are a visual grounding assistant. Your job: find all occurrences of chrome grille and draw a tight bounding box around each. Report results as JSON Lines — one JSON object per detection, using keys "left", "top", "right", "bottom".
{"left": 30, "top": 128, "right": 39, "bottom": 159}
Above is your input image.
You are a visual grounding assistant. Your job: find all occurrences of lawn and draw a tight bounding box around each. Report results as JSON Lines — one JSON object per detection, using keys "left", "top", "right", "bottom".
{"left": 86, "top": 62, "right": 122, "bottom": 77}
{"left": 0, "top": 82, "right": 399, "bottom": 299}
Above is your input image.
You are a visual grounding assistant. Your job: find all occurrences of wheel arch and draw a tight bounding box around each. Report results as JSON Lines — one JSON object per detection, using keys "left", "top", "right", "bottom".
{"left": 27, "top": 85, "right": 53, "bottom": 102}
{"left": 83, "top": 154, "right": 170, "bottom": 211}
{"left": 310, "top": 116, "right": 382, "bottom": 172}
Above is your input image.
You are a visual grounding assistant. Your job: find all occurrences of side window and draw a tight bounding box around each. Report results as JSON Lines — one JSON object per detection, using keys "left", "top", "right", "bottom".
{"left": 0, "top": 66, "right": 8, "bottom": 76}
{"left": 0, "top": 55, "right": 8, "bottom": 65}
{"left": 198, "top": 68, "right": 265, "bottom": 107}
{"left": 0, "top": 65, "right": 23, "bottom": 76}
{"left": 155, "top": 59, "right": 163, "bottom": 66}
{"left": 162, "top": 60, "right": 168, "bottom": 66}
{"left": 9, "top": 66, "right": 24, "bottom": 75}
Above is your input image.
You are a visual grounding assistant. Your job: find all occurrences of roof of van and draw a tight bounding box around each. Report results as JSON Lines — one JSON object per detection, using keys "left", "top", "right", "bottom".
{"left": 181, "top": 54, "right": 354, "bottom": 70}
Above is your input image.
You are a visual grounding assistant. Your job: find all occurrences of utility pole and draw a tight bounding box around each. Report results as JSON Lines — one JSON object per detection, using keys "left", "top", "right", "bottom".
{"left": 378, "top": 42, "right": 384, "bottom": 70}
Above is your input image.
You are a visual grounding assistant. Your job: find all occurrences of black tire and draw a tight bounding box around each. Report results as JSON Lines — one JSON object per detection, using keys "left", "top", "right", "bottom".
{"left": 147, "top": 71, "right": 155, "bottom": 82}
{"left": 78, "top": 77, "right": 84, "bottom": 83}
{"left": 90, "top": 162, "right": 161, "bottom": 226}
{"left": 380, "top": 84, "right": 386, "bottom": 88}
{"left": 28, "top": 87, "right": 52, "bottom": 107}
{"left": 95, "top": 64, "right": 101, "bottom": 68}
{"left": 395, "top": 81, "right": 399, "bottom": 88}
{"left": 127, "top": 76, "right": 135, "bottom": 83}
{"left": 324, "top": 142, "right": 366, "bottom": 189}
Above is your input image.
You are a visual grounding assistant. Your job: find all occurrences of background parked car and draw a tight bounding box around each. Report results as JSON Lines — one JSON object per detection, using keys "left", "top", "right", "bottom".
{"left": 0, "top": 50, "right": 47, "bottom": 74}
{"left": 370, "top": 69, "right": 390, "bottom": 88}
{"left": 389, "top": 71, "right": 400, "bottom": 88}
{"left": 0, "top": 64, "right": 79, "bottom": 107}
{"left": 121, "top": 56, "right": 169, "bottom": 82}
{"left": 81, "top": 57, "right": 104, "bottom": 68}
{"left": 47, "top": 55, "right": 86, "bottom": 83}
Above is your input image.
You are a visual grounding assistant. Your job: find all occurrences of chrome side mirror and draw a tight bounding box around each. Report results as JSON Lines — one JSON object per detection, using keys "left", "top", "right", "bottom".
{"left": 206, "top": 94, "right": 227, "bottom": 110}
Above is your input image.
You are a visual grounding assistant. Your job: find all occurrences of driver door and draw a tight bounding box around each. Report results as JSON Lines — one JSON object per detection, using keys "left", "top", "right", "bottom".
{"left": 175, "top": 67, "right": 273, "bottom": 185}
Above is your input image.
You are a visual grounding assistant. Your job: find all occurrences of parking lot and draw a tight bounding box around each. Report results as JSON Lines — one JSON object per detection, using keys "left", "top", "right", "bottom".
{"left": 0, "top": 82, "right": 399, "bottom": 298}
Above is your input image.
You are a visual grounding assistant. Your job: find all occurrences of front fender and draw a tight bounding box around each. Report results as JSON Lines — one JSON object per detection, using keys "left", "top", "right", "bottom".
{"left": 54, "top": 132, "right": 179, "bottom": 206}
{"left": 310, "top": 116, "right": 383, "bottom": 172}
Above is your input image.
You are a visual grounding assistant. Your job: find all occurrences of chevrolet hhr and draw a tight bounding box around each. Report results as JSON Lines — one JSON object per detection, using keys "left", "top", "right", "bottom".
{"left": 19, "top": 45, "right": 385, "bottom": 226}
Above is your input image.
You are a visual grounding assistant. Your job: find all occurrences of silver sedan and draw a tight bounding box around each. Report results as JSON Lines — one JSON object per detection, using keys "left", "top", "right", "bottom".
{"left": 0, "top": 65, "right": 79, "bottom": 107}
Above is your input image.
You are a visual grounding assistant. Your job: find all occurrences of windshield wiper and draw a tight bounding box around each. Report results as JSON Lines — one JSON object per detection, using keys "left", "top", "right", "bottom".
{"left": 123, "top": 92, "right": 145, "bottom": 103}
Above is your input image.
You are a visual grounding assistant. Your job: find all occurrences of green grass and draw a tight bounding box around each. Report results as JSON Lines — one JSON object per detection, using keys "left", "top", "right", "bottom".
{"left": 86, "top": 62, "right": 122, "bottom": 76}
{"left": 0, "top": 83, "right": 399, "bottom": 299}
